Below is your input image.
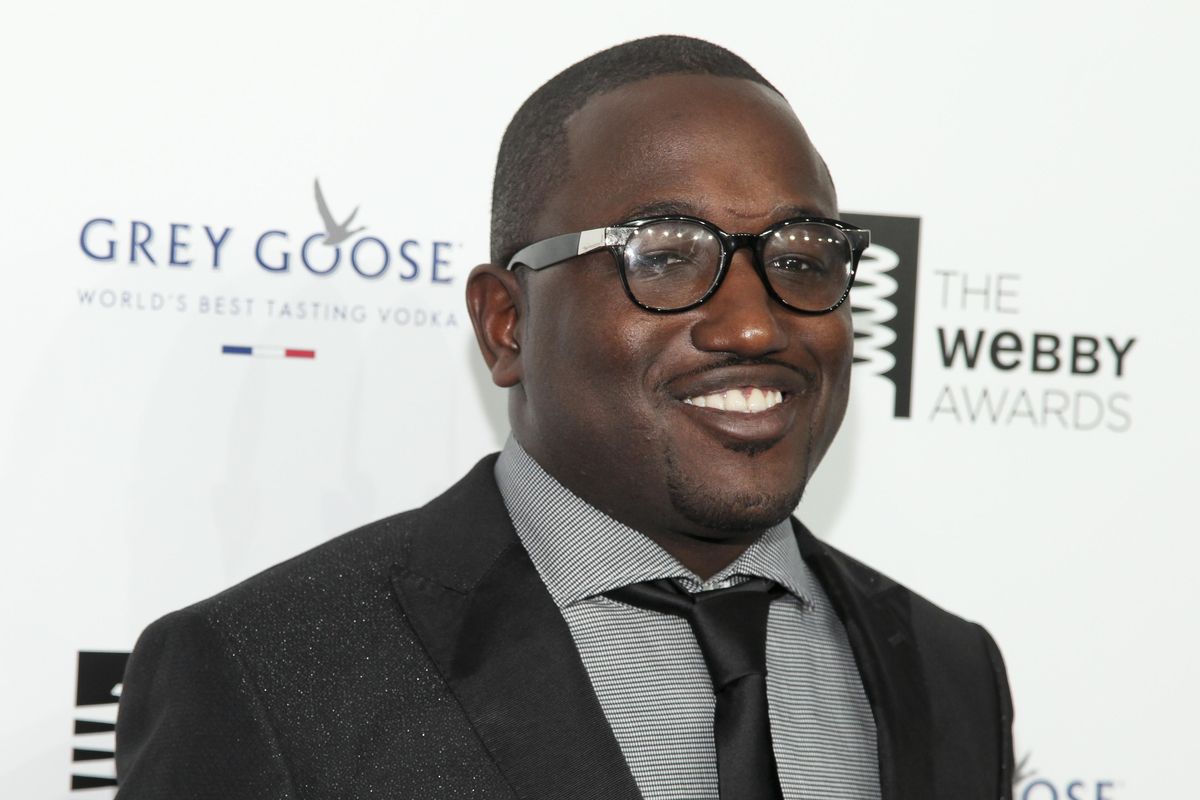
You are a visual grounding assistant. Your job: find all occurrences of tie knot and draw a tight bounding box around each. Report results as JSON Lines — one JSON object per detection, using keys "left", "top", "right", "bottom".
{"left": 605, "top": 577, "right": 782, "bottom": 689}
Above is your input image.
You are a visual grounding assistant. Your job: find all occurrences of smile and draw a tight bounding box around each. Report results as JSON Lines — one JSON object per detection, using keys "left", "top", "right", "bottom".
{"left": 682, "top": 387, "right": 784, "bottom": 413}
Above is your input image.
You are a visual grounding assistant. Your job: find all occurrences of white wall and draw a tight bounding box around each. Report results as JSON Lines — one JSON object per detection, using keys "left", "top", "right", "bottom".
{"left": 2, "top": 1, "right": 1196, "bottom": 797}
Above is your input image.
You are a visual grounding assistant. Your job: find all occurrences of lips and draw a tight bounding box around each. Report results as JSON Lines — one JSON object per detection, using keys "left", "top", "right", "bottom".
{"left": 683, "top": 387, "right": 784, "bottom": 413}
{"left": 667, "top": 362, "right": 812, "bottom": 404}
{"left": 666, "top": 363, "right": 813, "bottom": 446}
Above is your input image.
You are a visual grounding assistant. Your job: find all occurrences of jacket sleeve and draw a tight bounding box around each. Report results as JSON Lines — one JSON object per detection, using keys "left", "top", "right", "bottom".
{"left": 115, "top": 608, "right": 298, "bottom": 799}
{"left": 977, "top": 624, "right": 1016, "bottom": 800}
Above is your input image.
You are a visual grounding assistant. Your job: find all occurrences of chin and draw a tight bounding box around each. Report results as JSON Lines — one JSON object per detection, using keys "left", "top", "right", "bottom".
{"left": 671, "top": 484, "right": 805, "bottom": 535}
{"left": 664, "top": 448, "right": 807, "bottom": 535}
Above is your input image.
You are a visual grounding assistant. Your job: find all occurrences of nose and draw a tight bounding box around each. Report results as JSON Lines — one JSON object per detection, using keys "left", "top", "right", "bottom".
{"left": 689, "top": 250, "right": 789, "bottom": 357}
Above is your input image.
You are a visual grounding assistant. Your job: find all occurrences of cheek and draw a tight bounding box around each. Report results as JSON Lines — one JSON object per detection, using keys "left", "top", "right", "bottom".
{"left": 835, "top": 322, "right": 855, "bottom": 380}
{"left": 815, "top": 310, "right": 855, "bottom": 433}
{"left": 787, "top": 307, "right": 854, "bottom": 377}
{"left": 522, "top": 267, "right": 657, "bottom": 410}
{"left": 784, "top": 310, "right": 853, "bottom": 432}
{"left": 817, "top": 308, "right": 855, "bottom": 371}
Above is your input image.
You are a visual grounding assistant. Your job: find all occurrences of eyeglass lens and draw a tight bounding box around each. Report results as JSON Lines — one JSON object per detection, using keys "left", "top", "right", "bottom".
{"left": 622, "top": 220, "right": 853, "bottom": 311}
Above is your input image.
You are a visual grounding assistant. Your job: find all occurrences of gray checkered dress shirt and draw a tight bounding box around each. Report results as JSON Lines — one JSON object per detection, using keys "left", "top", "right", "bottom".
{"left": 495, "top": 438, "right": 881, "bottom": 800}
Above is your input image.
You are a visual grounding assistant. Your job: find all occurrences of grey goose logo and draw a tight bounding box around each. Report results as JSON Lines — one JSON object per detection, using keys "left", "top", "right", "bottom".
{"left": 843, "top": 213, "right": 921, "bottom": 419}
{"left": 1015, "top": 751, "right": 1036, "bottom": 786}
{"left": 314, "top": 177, "right": 366, "bottom": 245}
{"left": 1010, "top": 749, "right": 1121, "bottom": 799}
{"left": 72, "top": 651, "right": 129, "bottom": 790}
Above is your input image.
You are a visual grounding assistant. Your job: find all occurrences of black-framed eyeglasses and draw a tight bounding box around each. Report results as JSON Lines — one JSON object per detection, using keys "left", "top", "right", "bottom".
{"left": 506, "top": 214, "right": 870, "bottom": 314}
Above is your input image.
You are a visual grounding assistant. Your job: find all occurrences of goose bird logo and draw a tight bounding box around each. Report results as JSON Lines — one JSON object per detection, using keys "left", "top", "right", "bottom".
{"left": 314, "top": 177, "right": 366, "bottom": 246}
{"left": 843, "top": 213, "right": 921, "bottom": 419}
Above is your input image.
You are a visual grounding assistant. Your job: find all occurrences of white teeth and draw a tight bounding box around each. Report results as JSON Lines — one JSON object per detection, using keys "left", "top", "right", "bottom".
{"left": 683, "top": 387, "right": 784, "bottom": 414}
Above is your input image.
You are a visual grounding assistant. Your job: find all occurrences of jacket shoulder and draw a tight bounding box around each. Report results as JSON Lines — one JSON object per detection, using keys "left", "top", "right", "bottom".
{"left": 805, "top": 530, "right": 993, "bottom": 651}
{"left": 180, "top": 453, "right": 503, "bottom": 632}
{"left": 185, "top": 505, "right": 418, "bottom": 630}
{"left": 118, "top": 455, "right": 512, "bottom": 797}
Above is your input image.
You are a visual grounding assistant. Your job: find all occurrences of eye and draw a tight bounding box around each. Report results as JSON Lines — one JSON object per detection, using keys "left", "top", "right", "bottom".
{"left": 638, "top": 251, "right": 695, "bottom": 271}
{"left": 624, "top": 221, "right": 718, "bottom": 287}
{"left": 627, "top": 249, "right": 705, "bottom": 281}
{"left": 767, "top": 254, "right": 826, "bottom": 275}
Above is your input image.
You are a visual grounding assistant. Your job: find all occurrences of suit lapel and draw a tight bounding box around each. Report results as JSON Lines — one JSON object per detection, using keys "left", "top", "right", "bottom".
{"left": 391, "top": 456, "right": 641, "bottom": 800}
{"left": 793, "top": 520, "right": 934, "bottom": 800}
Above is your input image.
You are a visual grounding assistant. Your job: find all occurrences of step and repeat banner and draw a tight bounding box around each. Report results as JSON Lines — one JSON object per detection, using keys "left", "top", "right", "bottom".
{"left": 2, "top": 1, "right": 1196, "bottom": 797}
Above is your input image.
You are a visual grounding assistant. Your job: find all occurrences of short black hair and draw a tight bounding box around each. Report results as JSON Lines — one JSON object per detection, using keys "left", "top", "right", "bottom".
{"left": 489, "top": 35, "right": 782, "bottom": 266}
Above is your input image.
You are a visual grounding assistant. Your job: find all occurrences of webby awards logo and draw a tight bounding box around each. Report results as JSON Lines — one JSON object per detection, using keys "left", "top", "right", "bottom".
{"left": 844, "top": 212, "right": 920, "bottom": 419}
{"left": 846, "top": 212, "right": 1136, "bottom": 432}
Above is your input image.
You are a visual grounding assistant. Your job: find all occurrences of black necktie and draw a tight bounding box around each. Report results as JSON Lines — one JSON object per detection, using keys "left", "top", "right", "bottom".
{"left": 606, "top": 577, "right": 785, "bottom": 800}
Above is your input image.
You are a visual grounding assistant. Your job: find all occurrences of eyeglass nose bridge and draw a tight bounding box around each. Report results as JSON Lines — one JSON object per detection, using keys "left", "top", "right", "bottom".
{"left": 721, "top": 232, "right": 760, "bottom": 253}
{"left": 709, "top": 230, "right": 779, "bottom": 299}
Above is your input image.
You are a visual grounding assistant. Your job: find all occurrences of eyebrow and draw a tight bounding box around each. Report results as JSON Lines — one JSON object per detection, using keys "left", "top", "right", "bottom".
{"left": 617, "top": 199, "right": 702, "bottom": 222}
{"left": 616, "top": 199, "right": 830, "bottom": 226}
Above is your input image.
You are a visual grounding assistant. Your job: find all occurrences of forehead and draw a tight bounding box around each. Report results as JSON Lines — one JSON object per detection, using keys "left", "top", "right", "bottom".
{"left": 538, "top": 73, "right": 836, "bottom": 237}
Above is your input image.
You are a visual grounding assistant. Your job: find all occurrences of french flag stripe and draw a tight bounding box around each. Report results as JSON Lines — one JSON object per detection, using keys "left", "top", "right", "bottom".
{"left": 222, "top": 345, "right": 316, "bottom": 359}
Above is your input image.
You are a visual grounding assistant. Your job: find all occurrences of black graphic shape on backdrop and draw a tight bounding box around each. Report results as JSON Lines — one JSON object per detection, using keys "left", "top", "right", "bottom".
{"left": 75, "top": 651, "right": 127, "bottom": 707}
{"left": 72, "top": 651, "right": 129, "bottom": 791}
{"left": 72, "top": 775, "right": 119, "bottom": 791}
{"left": 74, "top": 719, "right": 114, "bottom": 734}
{"left": 842, "top": 213, "right": 921, "bottom": 418}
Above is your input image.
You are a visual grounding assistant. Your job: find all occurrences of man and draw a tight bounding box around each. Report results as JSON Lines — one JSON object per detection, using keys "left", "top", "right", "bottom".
{"left": 116, "top": 35, "right": 1013, "bottom": 800}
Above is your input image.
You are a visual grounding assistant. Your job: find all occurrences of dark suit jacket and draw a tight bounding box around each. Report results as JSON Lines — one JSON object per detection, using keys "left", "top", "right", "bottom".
{"left": 115, "top": 455, "right": 1014, "bottom": 800}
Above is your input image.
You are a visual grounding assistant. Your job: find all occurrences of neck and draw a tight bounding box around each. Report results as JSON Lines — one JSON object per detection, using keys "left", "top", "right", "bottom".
{"left": 642, "top": 529, "right": 760, "bottom": 581}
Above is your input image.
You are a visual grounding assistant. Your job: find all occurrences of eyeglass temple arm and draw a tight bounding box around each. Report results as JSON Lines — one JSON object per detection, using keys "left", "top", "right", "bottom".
{"left": 506, "top": 227, "right": 615, "bottom": 271}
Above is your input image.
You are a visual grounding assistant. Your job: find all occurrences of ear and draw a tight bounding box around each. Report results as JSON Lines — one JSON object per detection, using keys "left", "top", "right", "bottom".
{"left": 465, "top": 263, "right": 524, "bottom": 388}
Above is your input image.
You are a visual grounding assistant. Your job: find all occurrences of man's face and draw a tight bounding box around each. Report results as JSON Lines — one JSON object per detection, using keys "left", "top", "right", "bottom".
{"left": 511, "top": 73, "right": 852, "bottom": 544}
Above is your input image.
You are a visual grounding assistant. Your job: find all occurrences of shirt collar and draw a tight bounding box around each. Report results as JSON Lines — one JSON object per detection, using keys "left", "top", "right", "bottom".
{"left": 494, "top": 436, "right": 815, "bottom": 609}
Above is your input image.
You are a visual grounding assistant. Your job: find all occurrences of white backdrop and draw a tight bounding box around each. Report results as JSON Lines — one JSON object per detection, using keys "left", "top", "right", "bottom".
{"left": 2, "top": 1, "right": 1197, "bottom": 797}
